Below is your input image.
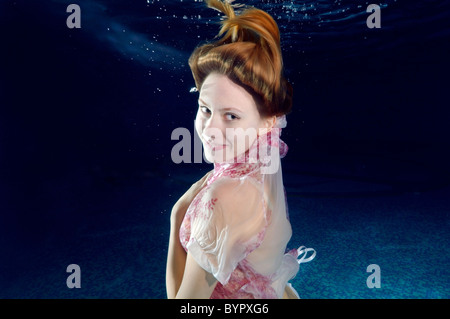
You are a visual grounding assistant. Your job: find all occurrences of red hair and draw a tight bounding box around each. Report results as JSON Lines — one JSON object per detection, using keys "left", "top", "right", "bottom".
{"left": 188, "top": 0, "right": 293, "bottom": 118}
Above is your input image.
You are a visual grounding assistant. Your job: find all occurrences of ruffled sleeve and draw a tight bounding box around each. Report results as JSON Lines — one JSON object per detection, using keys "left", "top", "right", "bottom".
{"left": 186, "top": 176, "right": 267, "bottom": 285}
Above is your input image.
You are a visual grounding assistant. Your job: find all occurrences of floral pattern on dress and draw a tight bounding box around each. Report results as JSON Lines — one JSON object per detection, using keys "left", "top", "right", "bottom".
{"left": 178, "top": 117, "right": 315, "bottom": 299}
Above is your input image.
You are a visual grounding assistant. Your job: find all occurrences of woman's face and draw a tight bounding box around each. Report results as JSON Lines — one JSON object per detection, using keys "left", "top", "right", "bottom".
{"left": 195, "top": 72, "right": 275, "bottom": 163}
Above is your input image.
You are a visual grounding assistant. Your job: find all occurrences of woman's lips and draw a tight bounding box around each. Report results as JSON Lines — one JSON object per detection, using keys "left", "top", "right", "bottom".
{"left": 204, "top": 139, "right": 227, "bottom": 151}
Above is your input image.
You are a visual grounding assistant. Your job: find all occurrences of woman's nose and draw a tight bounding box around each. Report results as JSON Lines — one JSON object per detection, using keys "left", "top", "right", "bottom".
{"left": 202, "top": 115, "right": 224, "bottom": 142}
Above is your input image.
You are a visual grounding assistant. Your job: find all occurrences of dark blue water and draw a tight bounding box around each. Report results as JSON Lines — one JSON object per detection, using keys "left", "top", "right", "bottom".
{"left": 0, "top": 0, "right": 449, "bottom": 298}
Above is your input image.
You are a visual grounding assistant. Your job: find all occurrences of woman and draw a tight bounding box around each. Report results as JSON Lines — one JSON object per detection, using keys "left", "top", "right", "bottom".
{"left": 166, "top": 0, "right": 315, "bottom": 299}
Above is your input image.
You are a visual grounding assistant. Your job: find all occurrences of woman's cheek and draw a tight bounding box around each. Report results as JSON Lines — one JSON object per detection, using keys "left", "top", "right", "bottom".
{"left": 194, "top": 116, "right": 203, "bottom": 141}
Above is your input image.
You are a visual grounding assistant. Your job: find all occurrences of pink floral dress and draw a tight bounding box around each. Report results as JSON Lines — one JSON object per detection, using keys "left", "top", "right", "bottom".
{"left": 179, "top": 116, "right": 316, "bottom": 298}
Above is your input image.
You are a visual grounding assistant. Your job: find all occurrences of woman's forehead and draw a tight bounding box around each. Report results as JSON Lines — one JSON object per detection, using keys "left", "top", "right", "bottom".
{"left": 199, "top": 73, "right": 257, "bottom": 112}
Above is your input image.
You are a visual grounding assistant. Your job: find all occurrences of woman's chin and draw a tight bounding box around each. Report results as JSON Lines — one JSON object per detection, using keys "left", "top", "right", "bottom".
{"left": 204, "top": 152, "right": 215, "bottom": 163}
{"left": 204, "top": 152, "right": 224, "bottom": 164}
{"left": 204, "top": 149, "right": 231, "bottom": 163}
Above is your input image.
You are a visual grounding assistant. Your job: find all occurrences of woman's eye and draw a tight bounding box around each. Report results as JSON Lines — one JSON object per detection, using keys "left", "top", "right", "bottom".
{"left": 225, "top": 113, "right": 239, "bottom": 121}
{"left": 200, "top": 106, "right": 239, "bottom": 121}
{"left": 200, "top": 106, "right": 210, "bottom": 114}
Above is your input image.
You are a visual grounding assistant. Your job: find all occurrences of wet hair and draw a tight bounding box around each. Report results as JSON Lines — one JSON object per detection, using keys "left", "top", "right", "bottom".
{"left": 188, "top": 0, "right": 293, "bottom": 118}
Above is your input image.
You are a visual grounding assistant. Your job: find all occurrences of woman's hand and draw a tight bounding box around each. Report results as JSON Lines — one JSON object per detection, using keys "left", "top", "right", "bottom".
{"left": 171, "top": 169, "right": 213, "bottom": 225}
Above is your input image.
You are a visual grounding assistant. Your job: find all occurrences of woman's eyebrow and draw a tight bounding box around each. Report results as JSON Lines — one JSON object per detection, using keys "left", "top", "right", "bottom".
{"left": 198, "top": 98, "right": 209, "bottom": 106}
{"left": 198, "top": 98, "right": 242, "bottom": 113}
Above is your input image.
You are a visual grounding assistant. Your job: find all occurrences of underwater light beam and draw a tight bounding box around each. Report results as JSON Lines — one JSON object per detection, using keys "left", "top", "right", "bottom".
{"left": 57, "top": 0, "right": 189, "bottom": 69}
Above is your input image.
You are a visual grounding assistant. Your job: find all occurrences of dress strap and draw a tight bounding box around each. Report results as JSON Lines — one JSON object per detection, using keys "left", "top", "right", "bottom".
{"left": 296, "top": 246, "right": 316, "bottom": 264}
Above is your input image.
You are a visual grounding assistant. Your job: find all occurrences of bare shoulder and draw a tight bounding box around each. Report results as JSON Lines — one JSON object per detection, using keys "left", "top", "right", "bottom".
{"left": 208, "top": 176, "right": 260, "bottom": 200}
{"left": 205, "top": 176, "right": 263, "bottom": 219}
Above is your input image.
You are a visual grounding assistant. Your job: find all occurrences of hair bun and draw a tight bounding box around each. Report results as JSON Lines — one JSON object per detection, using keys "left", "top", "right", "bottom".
{"left": 189, "top": 0, "right": 293, "bottom": 117}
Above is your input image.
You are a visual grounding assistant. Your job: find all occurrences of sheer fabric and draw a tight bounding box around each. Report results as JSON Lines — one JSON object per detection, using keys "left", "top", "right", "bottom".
{"left": 179, "top": 115, "right": 316, "bottom": 298}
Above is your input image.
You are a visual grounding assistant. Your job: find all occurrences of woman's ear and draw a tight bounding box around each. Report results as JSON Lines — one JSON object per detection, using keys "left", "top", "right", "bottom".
{"left": 259, "top": 116, "right": 277, "bottom": 135}
{"left": 265, "top": 115, "right": 277, "bottom": 132}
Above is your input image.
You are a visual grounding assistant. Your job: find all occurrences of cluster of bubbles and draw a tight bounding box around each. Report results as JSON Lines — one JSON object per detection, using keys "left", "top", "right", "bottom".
{"left": 105, "top": 0, "right": 392, "bottom": 95}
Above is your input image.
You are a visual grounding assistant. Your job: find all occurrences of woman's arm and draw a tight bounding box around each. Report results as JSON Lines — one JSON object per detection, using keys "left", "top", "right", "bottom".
{"left": 166, "top": 170, "right": 213, "bottom": 298}
{"left": 166, "top": 209, "right": 218, "bottom": 299}
{"left": 175, "top": 253, "right": 218, "bottom": 299}
{"left": 166, "top": 208, "right": 188, "bottom": 299}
